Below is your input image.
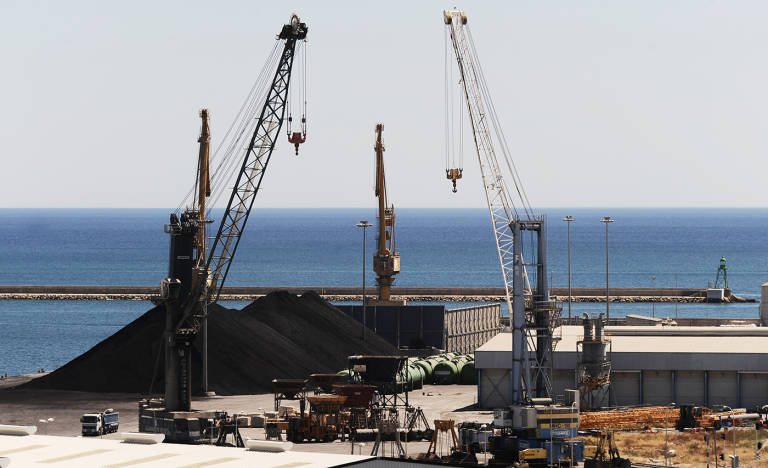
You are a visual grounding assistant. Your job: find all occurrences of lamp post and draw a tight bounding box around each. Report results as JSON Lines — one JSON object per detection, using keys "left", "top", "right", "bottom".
{"left": 571, "top": 401, "right": 578, "bottom": 465}
{"left": 356, "top": 220, "right": 372, "bottom": 341}
{"left": 652, "top": 275, "right": 657, "bottom": 318}
{"left": 563, "top": 216, "right": 574, "bottom": 321}
{"left": 600, "top": 217, "right": 614, "bottom": 320}
{"left": 666, "top": 402, "right": 676, "bottom": 466}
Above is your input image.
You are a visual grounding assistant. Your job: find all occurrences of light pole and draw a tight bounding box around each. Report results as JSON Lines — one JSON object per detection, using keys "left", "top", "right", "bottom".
{"left": 356, "top": 221, "right": 372, "bottom": 341}
{"left": 571, "top": 401, "right": 578, "bottom": 465}
{"left": 600, "top": 217, "right": 614, "bottom": 320}
{"left": 652, "top": 275, "right": 657, "bottom": 318}
{"left": 666, "top": 402, "right": 676, "bottom": 466}
{"left": 563, "top": 216, "right": 574, "bottom": 321}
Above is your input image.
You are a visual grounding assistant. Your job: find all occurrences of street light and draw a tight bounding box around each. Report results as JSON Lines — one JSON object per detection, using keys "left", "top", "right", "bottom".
{"left": 651, "top": 275, "right": 657, "bottom": 318}
{"left": 600, "top": 217, "right": 614, "bottom": 320}
{"left": 666, "top": 402, "right": 676, "bottom": 466}
{"left": 356, "top": 221, "right": 372, "bottom": 341}
{"left": 571, "top": 401, "right": 578, "bottom": 465}
{"left": 563, "top": 216, "right": 574, "bottom": 321}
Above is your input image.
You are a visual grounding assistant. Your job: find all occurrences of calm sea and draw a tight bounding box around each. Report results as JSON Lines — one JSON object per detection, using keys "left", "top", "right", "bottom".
{"left": 0, "top": 207, "right": 766, "bottom": 374}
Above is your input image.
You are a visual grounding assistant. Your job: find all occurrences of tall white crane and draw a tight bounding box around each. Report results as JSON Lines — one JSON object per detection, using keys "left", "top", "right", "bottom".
{"left": 444, "top": 10, "right": 556, "bottom": 403}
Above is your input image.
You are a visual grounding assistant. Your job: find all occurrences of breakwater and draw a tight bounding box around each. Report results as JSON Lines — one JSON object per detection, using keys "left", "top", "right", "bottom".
{"left": 0, "top": 285, "right": 754, "bottom": 302}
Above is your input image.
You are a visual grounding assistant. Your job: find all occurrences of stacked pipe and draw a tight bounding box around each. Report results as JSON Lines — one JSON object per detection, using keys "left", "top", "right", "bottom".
{"left": 337, "top": 353, "right": 477, "bottom": 387}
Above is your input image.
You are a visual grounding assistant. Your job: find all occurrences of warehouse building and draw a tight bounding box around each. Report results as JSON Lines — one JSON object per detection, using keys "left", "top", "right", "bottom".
{"left": 475, "top": 325, "right": 768, "bottom": 409}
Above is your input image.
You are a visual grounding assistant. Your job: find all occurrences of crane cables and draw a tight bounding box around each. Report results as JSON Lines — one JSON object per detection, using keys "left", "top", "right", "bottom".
{"left": 286, "top": 39, "right": 307, "bottom": 137}
{"left": 176, "top": 41, "right": 282, "bottom": 217}
{"left": 444, "top": 26, "right": 463, "bottom": 178}
{"left": 444, "top": 17, "right": 535, "bottom": 221}
{"left": 465, "top": 24, "right": 534, "bottom": 220}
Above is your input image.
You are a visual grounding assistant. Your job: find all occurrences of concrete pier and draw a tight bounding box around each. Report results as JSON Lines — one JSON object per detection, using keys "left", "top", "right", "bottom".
{"left": 0, "top": 285, "right": 753, "bottom": 302}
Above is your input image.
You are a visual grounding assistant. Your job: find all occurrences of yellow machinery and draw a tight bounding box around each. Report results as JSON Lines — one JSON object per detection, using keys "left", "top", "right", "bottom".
{"left": 424, "top": 419, "right": 459, "bottom": 458}
{"left": 371, "top": 124, "right": 402, "bottom": 304}
{"left": 519, "top": 448, "right": 547, "bottom": 461}
{"left": 286, "top": 395, "right": 347, "bottom": 443}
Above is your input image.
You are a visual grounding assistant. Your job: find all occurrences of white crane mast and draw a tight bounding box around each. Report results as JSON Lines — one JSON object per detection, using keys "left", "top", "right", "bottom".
{"left": 444, "top": 9, "right": 540, "bottom": 403}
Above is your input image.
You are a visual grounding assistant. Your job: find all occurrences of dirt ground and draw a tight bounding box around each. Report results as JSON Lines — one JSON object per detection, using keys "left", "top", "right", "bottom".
{"left": 0, "top": 376, "right": 488, "bottom": 456}
{"left": 8, "top": 375, "right": 766, "bottom": 464}
{"left": 584, "top": 428, "right": 768, "bottom": 467}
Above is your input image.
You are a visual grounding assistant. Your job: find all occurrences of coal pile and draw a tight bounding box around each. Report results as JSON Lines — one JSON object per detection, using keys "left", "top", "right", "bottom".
{"left": 22, "top": 291, "right": 396, "bottom": 395}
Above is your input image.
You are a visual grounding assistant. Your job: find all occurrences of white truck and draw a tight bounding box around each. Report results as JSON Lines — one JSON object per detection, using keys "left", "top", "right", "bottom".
{"left": 80, "top": 409, "right": 119, "bottom": 436}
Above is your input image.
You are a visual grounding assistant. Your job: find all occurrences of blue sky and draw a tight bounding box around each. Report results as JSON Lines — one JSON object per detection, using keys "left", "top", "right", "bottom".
{"left": 2, "top": 1, "right": 767, "bottom": 208}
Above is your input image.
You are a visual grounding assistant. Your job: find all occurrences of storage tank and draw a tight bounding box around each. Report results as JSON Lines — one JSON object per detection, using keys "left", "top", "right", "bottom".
{"left": 433, "top": 361, "right": 459, "bottom": 384}
{"left": 414, "top": 360, "right": 434, "bottom": 383}
{"left": 579, "top": 314, "right": 610, "bottom": 382}
{"left": 460, "top": 360, "right": 477, "bottom": 385}
{"left": 452, "top": 358, "right": 466, "bottom": 375}
{"left": 409, "top": 365, "right": 424, "bottom": 390}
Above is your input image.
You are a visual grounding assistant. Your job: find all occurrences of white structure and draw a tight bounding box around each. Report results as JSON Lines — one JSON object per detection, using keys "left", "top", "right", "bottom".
{"left": 476, "top": 325, "right": 768, "bottom": 409}
{"left": 0, "top": 432, "right": 372, "bottom": 468}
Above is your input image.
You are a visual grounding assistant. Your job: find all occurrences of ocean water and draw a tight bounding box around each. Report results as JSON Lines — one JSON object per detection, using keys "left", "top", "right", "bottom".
{"left": 0, "top": 207, "right": 766, "bottom": 375}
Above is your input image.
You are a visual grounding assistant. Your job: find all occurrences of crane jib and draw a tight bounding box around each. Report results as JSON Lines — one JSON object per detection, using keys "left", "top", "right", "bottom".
{"left": 175, "top": 18, "right": 308, "bottom": 334}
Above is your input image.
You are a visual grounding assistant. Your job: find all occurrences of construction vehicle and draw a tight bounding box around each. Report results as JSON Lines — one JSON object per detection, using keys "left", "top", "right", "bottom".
{"left": 371, "top": 124, "right": 402, "bottom": 305}
{"left": 80, "top": 409, "right": 119, "bottom": 436}
{"left": 140, "top": 14, "right": 308, "bottom": 442}
{"left": 443, "top": 9, "right": 581, "bottom": 465}
{"left": 286, "top": 395, "right": 347, "bottom": 443}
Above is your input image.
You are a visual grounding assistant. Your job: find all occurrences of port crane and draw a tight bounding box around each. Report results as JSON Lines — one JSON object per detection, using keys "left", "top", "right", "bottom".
{"left": 442, "top": 10, "right": 578, "bottom": 466}
{"left": 371, "top": 124, "right": 401, "bottom": 304}
{"left": 157, "top": 14, "right": 308, "bottom": 412}
{"left": 443, "top": 10, "right": 558, "bottom": 402}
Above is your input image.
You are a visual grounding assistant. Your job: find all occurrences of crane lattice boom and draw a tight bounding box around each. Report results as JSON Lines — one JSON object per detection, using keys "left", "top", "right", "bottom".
{"left": 444, "top": 10, "right": 554, "bottom": 403}
{"left": 176, "top": 16, "right": 308, "bottom": 337}
{"left": 158, "top": 15, "right": 308, "bottom": 413}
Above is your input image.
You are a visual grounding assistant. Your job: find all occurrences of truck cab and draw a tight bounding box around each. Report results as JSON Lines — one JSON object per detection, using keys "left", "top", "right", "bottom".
{"left": 80, "top": 414, "right": 102, "bottom": 436}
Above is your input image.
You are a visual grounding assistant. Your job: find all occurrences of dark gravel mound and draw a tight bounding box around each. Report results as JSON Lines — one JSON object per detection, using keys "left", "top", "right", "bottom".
{"left": 22, "top": 291, "right": 395, "bottom": 395}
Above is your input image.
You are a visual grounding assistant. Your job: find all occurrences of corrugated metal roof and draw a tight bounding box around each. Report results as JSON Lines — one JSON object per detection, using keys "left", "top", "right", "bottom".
{"left": 476, "top": 325, "right": 768, "bottom": 371}
{"left": 477, "top": 326, "right": 768, "bottom": 354}
{"left": 0, "top": 434, "right": 372, "bottom": 468}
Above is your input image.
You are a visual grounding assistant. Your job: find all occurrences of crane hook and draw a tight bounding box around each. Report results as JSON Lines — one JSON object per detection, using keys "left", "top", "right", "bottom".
{"left": 446, "top": 168, "right": 462, "bottom": 193}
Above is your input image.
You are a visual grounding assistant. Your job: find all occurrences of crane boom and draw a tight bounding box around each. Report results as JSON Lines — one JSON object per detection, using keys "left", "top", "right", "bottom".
{"left": 160, "top": 15, "right": 308, "bottom": 412}
{"left": 204, "top": 19, "right": 306, "bottom": 305}
{"left": 175, "top": 16, "right": 308, "bottom": 335}
{"left": 444, "top": 10, "right": 555, "bottom": 403}
{"left": 372, "top": 124, "right": 400, "bottom": 303}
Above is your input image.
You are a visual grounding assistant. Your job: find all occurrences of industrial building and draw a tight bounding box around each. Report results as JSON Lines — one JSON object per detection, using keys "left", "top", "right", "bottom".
{"left": 475, "top": 324, "right": 768, "bottom": 409}
{"left": 338, "top": 304, "right": 501, "bottom": 354}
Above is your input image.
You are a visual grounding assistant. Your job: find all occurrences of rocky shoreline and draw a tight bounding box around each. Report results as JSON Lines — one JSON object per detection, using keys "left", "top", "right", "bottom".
{"left": 0, "top": 292, "right": 757, "bottom": 303}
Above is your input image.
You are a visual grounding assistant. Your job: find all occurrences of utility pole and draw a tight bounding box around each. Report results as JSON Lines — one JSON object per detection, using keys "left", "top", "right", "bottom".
{"left": 600, "top": 217, "right": 614, "bottom": 320}
{"left": 563, "top": 216, "right": 573, "bottom": 321}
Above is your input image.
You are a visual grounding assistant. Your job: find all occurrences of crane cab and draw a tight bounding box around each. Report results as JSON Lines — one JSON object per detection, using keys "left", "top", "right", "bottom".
{"left": 446, "top": 168, "right": 463, "bottom": 192}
